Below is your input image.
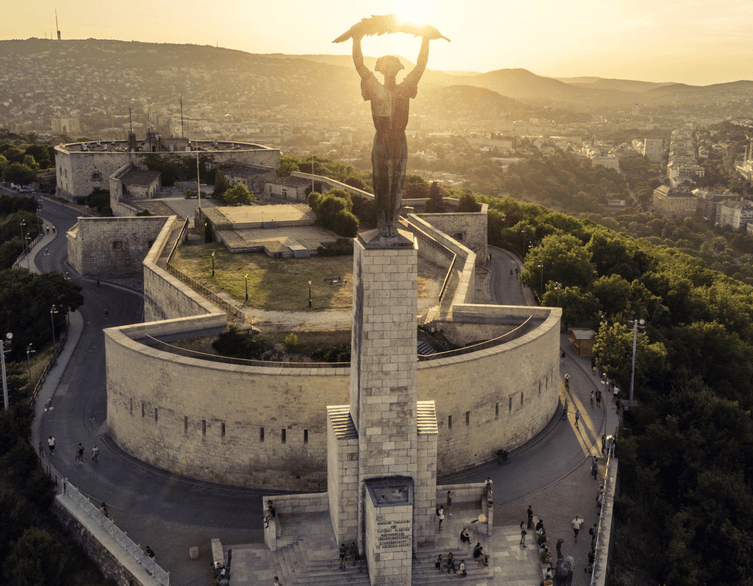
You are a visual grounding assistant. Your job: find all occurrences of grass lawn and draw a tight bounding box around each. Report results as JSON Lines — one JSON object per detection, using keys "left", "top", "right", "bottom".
{"left": 170, "top": 241, "right": 445, "bottom": 312}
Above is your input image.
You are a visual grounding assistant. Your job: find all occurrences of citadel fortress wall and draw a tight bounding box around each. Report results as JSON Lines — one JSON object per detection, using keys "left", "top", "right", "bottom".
{"left": 103, "top": 213, "right": 561, "bottom": 490}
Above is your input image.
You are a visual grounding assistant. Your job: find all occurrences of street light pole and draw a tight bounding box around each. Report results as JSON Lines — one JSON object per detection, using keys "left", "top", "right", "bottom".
{"left": 308, "top": 281, "right": 312, "bottom": 308}
{"left": 26, "top": 343, "right": 34, "bottom": 391}
{"left": 521, "top": 228, "right": 526, "bottom": 256}
{"left": 244, "top": 273, "right": 249, "bottom": 302}
{"left": 50, "top": 305, "right": 58, "bottom": 364}
{"left": 538, "top": 262, "right": 543, "bottom": 298}
{"left": 20, "top": 219, "right": 27, "bottom": 266}
{"left": 555, "top": 282, "right": 561, "bottom": 306}
{"left": 629, "top": 318, "right": 645, "bottom": 405}
{"left": 211, "top": 252, "right": 215, "bottom": 277}
{"left": 1, "top": 333, "right": 12, "bottom": 411}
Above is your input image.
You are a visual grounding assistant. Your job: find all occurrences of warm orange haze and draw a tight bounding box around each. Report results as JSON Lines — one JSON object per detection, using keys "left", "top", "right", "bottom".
{"left": 1, "top": 0, "right": 752, "bottom": 85}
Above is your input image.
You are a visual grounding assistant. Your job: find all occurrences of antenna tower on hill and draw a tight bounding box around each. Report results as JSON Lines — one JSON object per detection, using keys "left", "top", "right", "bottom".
{"left": 55, "top": 8, "right": 61, "bottom": 40}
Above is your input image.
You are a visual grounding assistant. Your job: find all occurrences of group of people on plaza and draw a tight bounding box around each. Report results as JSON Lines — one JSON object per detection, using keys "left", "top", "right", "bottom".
{"left": 46, "top": 436, "right": 99, "bottom": 464}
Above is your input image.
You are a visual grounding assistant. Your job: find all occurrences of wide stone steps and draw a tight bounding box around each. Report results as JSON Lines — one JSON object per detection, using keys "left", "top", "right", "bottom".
{"left": 271, "top": 538, "right": 369, "bottom": 586}
{"left": 412, "top": 543, "right": 494, "bottom": 586}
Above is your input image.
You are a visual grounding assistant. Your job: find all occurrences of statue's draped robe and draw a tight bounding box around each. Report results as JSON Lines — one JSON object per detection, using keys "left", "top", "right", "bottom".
{"left": 361, "top": 69, "right": 421, "bottom": 237}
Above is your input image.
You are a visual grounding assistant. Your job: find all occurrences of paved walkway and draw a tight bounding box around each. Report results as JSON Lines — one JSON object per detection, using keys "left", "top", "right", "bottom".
{"left": 26, "top": 216, "right": 618, "bottom": 585}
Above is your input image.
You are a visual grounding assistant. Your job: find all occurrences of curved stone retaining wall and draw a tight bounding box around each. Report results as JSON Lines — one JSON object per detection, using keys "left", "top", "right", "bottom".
{"left": 105, "top": 306, "right": 560, "bottom": 491}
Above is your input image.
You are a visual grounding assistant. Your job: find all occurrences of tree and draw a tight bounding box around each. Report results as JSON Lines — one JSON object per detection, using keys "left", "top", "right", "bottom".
{"left": 2, "top": 527, "right": 70, "bottom": 585}
{"left": 277, "top": 157, "right": 299, "bottom": 178}
{"left": 218, "top": 184, "right": 256, "bottom": 206}
{"left": 213, "top": 171, "right": 229, "bottom": 199}
{"left": 456, "top": 190, "right": 481, "bottom": 212}
{"left": 424, "top": 182, "right": 446, "bottom": 212}
{"left": 555, "top": 286, "right": 600, "bottom": 330}
{"left": 521, "top": 233, "right": 596, "bottom": 290}
{"left": 2, "top": 163, "right": 36, "bottom": 185}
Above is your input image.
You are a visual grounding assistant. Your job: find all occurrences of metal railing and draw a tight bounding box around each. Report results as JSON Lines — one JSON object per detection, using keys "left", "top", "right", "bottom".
{"left": 165, "top": 263, "right": 245, "bottom": 321}
{"left": 166, "top": 217, "right": 190, "bottom": 265}
{"left": 29, "top": 332, "right": 66, "bottom": 406}
{"left": 143, "top": 334, "right": 350, "bottom": 369}
{"left": 42, "top": 460, "right": 170, "bottom": 585}
{"left": 418, "top": 316, "right": 536, "bottom": 361}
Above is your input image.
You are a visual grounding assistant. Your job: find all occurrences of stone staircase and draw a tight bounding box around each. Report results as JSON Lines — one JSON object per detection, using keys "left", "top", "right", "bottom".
{"left": 412, "top": 541, "right": 494, "bottom": 585}
{"left": 270, "top": 537, "right": 370, "bottom": 586}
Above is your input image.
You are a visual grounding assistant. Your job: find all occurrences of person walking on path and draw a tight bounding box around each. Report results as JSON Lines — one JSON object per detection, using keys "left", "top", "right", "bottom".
{"left": 91, "top": 445, "right": 99, "bottom": 463}
{"left": 590, "top": 391, "right": 595, "bottom": 407}
{"left": 435, "top": 554, "right": 443, "bottom": 571}
{"left": 574, "top": 410, "right": 581, "bottom": 429}
{"left": 519, "top": 521, "right": 528, "bottom": 548}
{"left": 572, "top": 515, "right": 583, "bottom": 541}
{"left": 339, "top": 544, "right": 347, "bottom": 570}
{"left": 437, "top": 506, "right": 445, "bottom": 531}
{"left": 591, "top": 457, "right": 599, "bottom": 479}
{"left": 47, "top": 436, "right": 55, "bottom": 456}
{"left": 596, "top": 389, "right": 602, "bottom": 407}
{"left": 75, "top": 443, "right": 84, "bottom": 464}
{"left": 273, "top": 576, "right": 282, "bottom": 586}
{"left": 349, "top": 542, "right": 359, "bottom": 566}
{"left": 527, "top": 505, "right": 534, "bottom": 529}
{"left": 447, "top": 490, "right": 454, "bottom": 515}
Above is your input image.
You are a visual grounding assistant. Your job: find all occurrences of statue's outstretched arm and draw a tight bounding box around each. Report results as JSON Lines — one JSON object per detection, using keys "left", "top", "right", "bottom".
{"left": 352, "top": 35, "right": 370, "bottom": 80}
{"left": 407, "top": 36, "right": 430, "bottom": 84}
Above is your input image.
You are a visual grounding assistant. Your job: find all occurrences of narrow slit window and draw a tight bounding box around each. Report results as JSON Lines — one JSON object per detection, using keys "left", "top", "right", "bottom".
{"left": 281, "top": 429, "right": 286, "bottom": 444}
{"left": 304, "top": 429, "right": 309, "bottom": 444}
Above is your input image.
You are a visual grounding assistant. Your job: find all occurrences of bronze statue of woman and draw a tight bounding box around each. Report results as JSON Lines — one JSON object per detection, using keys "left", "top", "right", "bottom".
{"left": 335, "top": 16, "right": 449, "bottom": 238}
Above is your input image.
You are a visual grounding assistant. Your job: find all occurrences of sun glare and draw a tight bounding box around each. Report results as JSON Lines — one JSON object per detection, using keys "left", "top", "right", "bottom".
{"left": 392, "top": 0, "right": 431, "bottom": 27}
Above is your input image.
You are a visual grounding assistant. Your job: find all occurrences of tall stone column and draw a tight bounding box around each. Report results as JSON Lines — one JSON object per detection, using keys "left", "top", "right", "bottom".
{"left": 350, "top": 231, "right": 418, "bottom": 555}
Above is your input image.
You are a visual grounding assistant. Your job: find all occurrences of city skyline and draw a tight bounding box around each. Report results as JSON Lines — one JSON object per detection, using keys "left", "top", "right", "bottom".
{"left": 1, "top": 0, "right": 752, "bottom": 86}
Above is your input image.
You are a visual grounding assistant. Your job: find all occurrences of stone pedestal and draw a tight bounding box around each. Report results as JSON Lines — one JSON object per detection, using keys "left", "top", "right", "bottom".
{"left": 365, "top": 478, "right": 413, "bottom": 586}
{"left": 327, "top": 230, "right": 437, "bottom": 585}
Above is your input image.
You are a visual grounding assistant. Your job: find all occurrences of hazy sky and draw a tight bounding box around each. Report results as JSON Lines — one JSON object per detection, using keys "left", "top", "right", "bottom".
{"left": 2, "top": 0, "right": 752, "bottom": 85}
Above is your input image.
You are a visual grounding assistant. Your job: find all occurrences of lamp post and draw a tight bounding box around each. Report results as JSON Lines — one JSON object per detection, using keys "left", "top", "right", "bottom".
{"left": 629, "top": 318, "right": 645, "bottom": 406}
{"left": 521, "top": 228, "right": 526, "bottom": 255}
{"left": 20, "top": 219, "right": 27, "bottom": 265}
{"left": 244, "top": 273, "right": 249, "bottom": 302}
{"left": 50, "top": 305, "right": 58, "bottom": 364}
{"left": 1, "top": 333, "right": 11, "bottom": 411}
{"left": 211, "top": 252, "right": 215, "bottom": 277}
{"left": 26, "top": 343, "right": 34, "bottom": 391}
{"left": 555, "top": 282, "right": 561, "bottom": 306}
{"left": 25, "top": 234, "right": 32, "bottom": 269}
{"left": 308, "top": 281, "right": 312, "bottom": 308}
{"left": 538, "top": 262, "right": 544, "bottom": 297}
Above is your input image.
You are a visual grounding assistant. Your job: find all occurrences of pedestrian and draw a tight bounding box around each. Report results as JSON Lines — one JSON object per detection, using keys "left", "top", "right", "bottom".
{"left": 572, "top": 515, "right": 583, "bottom": 541}
{"left": 611, "top": 436, "right": 617, "bottom": 457}
{"left": 586, "top": 547, "right": 595, "bottom": 573}
{"left": 596, "top": 389, "right": 602, "bottom": 406}
{"left": 613, "top": 386, "right": 619, "bottom": 402}
{"left": 510, "top": 268, "right": 513, "bottom": 276}
{"left": 47, "top": 435, "right": 55, "bottom": 456}
{"left": 447, "top": 490, "right": 454, "bottom": 515}
{"left": 527, "top": 504, "right": 534, "bottom": 529}
{"left": 145, "top": 545, "right": 155, "bottom": 558}
{"left": 489, "top": 252, "right": 492, "bottom": 261}
{"left": 264, "top": 500, "right": 276, "bottom": 528}
{"left": 339, "top": 543, "right": 347, "bottom": 570}
{"left": 104, "top": 309, "right": 109, "bottom": 320}
{"left": 459, "top": 560, "right": 466, "bottom": 577}
{"left": 76, "top": 443, "right": 84, "bottom": 464}
{"left": 574, "top": 410, "right": 580, "bottom": 429}
{"left": 588, "top": 523, "right": 598, "bottom": 545}
{"left": 484, "top": 477, "right": 493, "bottom": 505}
{"left": 349, "top": 541, "right": 359, "bottom": 566}
{"left": 437, "top": 506, "right": 445, "bottom": 531}
{"left": 601, "top": 434, "right": 606, "bottom": 455}
{"left": 447, "top": 552, "right": 456, "bottom": 573}
{"left": 100, "top": 501, "right": 109, "bottom": 518}
{"left": 91, "top": 445, "right": 99, "bottom": 463}
{"left": 435, "top": 553, "right": 443, "bottom": 571}
{"left": 535, "top": 518, "right": 545, "bottom": 534}
{"left": 591, "top": 457, "right": 598, "bottom": 479}
{"left": 590, "top": 390, "right": 595, "bottom": 407}
{"left": 564, "top": 374, "right": 570, "bottom": 390}
{"left": 596, "top": 491, "right": 603, "bottom": 512}
{"left": 519, "top": 521, "right": 527, "bottom": 548}
{"left": 273, "top": 576, "right": 282, "bottom": 586}
{"left": 460, "top": 527, "right": 470, "bottom": 544}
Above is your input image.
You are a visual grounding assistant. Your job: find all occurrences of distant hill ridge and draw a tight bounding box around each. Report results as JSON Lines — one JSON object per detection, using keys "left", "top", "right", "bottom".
{"left": 1, "top": 38, "right": 752, "bottom": 116}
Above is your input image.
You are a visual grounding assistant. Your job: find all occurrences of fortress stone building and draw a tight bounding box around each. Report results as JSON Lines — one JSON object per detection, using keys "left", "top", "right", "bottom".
{"left": 98, "top": 204, "right": 561, "bottom": 492}
{"left": 55, "top": 135, "right": 280, "bottom": 204}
